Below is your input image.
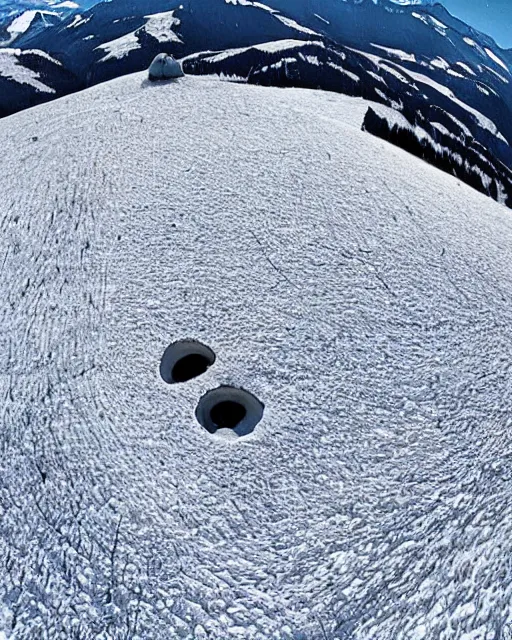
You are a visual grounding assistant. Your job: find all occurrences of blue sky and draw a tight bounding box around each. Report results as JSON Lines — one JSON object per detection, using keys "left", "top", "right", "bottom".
{"left": 441, "top": 0, "right": 512, "bottom": 49}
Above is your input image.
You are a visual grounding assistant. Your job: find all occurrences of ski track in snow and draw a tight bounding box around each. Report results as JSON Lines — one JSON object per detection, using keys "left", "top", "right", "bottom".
{"left": 1, "top": 75, "right": 512, "bottom": 639}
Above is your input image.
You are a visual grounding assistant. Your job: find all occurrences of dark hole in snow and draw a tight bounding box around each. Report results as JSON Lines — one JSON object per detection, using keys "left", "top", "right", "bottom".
{"left": 172, "top": 353, "right": 211, "bottom": 383}
{"left": 210, "top": 401, "right": 247, "bottom": 429}
{"left": 160, "top": 340, "right": 215, "bottom": 384}
{"left": 196, "top": 386, "right": 264, "bottom": 437}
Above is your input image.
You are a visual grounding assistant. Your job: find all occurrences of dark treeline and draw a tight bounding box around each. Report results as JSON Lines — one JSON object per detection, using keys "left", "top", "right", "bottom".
{"left": 363, "top": 106, "right": 512, "bottom": 209}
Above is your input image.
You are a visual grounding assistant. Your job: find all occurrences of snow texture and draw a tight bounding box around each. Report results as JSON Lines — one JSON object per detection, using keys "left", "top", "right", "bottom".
{"left": 2, "top": 74, "right": 512, "bottom": 639}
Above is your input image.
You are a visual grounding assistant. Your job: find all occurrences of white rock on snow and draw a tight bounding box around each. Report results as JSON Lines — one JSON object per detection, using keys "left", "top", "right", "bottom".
{"left": 148, "top": 52, "right": 184, "bottom": 80}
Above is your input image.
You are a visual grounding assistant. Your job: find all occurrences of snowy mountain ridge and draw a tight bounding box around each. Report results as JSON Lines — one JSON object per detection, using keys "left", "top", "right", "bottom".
{"left": 0, "top": 0, "right": 81, "bottom": 47}
{"left": 1, "top": 9, "right": 59, "bottom": 46}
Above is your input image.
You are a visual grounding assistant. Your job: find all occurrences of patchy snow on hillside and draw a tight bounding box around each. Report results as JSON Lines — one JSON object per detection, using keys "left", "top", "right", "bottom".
{"left": 2, "top": 73, "right": 512, "bottom": 640}
{"left": 430, "top": 56, "right": 449, "bottom": 70}
{"left": 66, "top": 13, "right": 90, "bottom": 28}
{"left": 314, "top": 13, "right": 329, "bottom": 25}
{"left": 456, "top": 61, "right": 476, "bottom": 76}
{"left": 255, "top": 38, "right": 322, "bottom": 54}
{"left": 19, "top": 47, "right": 61, "bottom": 64}
{"left": 275, "top": 14, "right": 318, "bottom": 36}
{"left": 7, "top": 10, "right": 36, "bottom": 35}
{"left": 397, "top": 64, "right": 508, "bottom": 142}
{"left": 0, "top": 48, "right": 56, "bottom": 92}
{"left": 481, "top": 63, "right": 509, "bottom": 85}
{"left": 430, "top": 16, "right": 447, "bottom": 31}
{"left": 327, "top": 61, "right": 360, "bottom": 82}
{"left": 95, "top": 11, "right": 182, "bottom": 62}
{"left": 187, "top": 39, "right": 324, "bottom": 65}
{"left": 52, "top": 1, "right": 79, "bottom": 7}
{"left": 371, "top": 44, "right": 416, "bottom": 63}
{"left": 411, "top": 11, "right": 447, "bottom": 35}
{"left": 484, "top": 47, "right": 509, "bottom": 74}
{"left": 143, "top": 10, "right": 181, "bottom": 44}
{"left": 380, "top": 62, "right": 412, "bottom": 84}
{"left": 6, "top": 9, "right": 58, "bottom": 35}
{"left": 95, "top": 31, "right": 140, "bottom": 61}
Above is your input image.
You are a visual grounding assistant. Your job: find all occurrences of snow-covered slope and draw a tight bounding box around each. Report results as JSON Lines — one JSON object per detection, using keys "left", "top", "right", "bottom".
{"left": 184, "top": 35, "right": 512, "bottom": 185}
{"left": 2, "top": 74, "right": 512, "bottom": 639}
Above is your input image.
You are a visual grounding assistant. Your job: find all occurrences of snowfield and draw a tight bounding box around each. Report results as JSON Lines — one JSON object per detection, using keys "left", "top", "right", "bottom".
{"left": 2, "top": 74, "right": 512, "bottom": 639}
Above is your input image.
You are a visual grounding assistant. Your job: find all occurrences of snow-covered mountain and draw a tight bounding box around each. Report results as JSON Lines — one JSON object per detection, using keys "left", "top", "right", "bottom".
{"left": 0, "top": 0, "right": 308, "bottom": 115}
{"left": 0, "top": 0, "right": 82, "bottom": 46}
{"left": 182, "top": 36, "right": 512, "bottom": 202}
{"left": 0, "top": 10, "right": 60, "bottom": 47}
{"left": 2, "top": 70, "right": 512, "bottom": 639}
{"left": 0, "top": 46, "right": 79, "bottom": 116}
{"left": 0, "top": 0, "right": 510, "bottom": 161}
{"left": 3, "top": 0, "right": 511, "bottom": 105}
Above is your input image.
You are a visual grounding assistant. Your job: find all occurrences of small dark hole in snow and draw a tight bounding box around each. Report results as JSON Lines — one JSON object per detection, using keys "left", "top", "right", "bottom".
{"left": 210, "top": 401, "right": 247, "bottom": 429}
{"left": 160, "top": 339, "right": 215, "bottom": 384}
{"left": 196, "top": 386, "right": 264, "bottom": 437}
{"left": 172, "top": 353, "right": 211, "bottom": 383}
